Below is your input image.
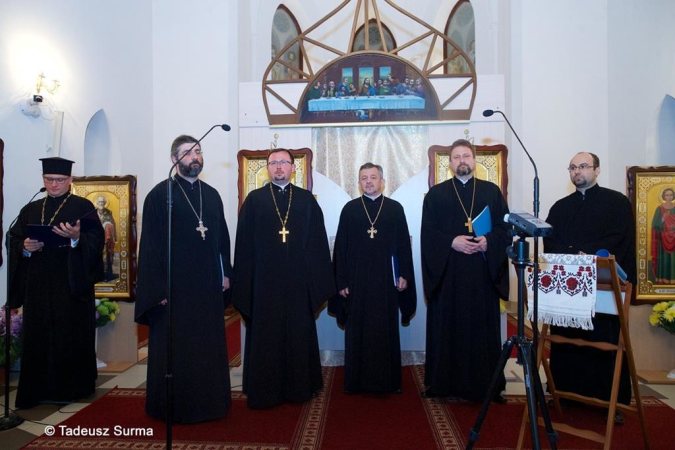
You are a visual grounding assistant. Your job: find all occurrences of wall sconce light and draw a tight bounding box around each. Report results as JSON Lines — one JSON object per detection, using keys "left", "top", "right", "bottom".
{"left": 21, "top": 72, "right": 60, "bottom": 118}
{"left": 36, "top": 72, "right": 61, "bottom": 95}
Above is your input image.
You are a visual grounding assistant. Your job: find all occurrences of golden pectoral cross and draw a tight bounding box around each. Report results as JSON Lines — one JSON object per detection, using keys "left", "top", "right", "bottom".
{"left": 368, "top": 226, "right": 378, "bottom": 239}
{"left": 196, "top": 221, "right": 208, "bottom": 240}
{"left": 279, "top": 226, "right": 289, "bottom": 243}
{"left": 465, "top": 219, "right": 473, "bottom": 233}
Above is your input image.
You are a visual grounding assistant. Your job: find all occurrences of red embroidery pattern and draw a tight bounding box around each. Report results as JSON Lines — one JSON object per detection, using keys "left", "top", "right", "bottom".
{"left": 528, "top": 264, "right": 595, "bottom": 298}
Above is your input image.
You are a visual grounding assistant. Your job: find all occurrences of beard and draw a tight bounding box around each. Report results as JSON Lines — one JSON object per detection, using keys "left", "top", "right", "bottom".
{"left": 178, "top": 159, "right": 203, "bottom": 178}
{"left": 455, "top": 163, "right": 472, "bottom": 176}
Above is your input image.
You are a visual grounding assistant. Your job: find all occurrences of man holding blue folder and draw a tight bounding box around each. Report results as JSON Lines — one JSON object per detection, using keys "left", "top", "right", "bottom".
{"left": 421, "top": 139, "right": 511, "bottom": 403}
{"left": 8, "top": 157, "right": 104, "bottom": 409}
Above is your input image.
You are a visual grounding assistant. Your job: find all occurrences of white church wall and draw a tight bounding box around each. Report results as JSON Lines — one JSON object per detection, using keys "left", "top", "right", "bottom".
{"left": 0, "top": 0, "right": 153, "bottom": 303}
{"left": 607, "top": 0, "right": 675, "bottom": 372}
{"left": 507, "top": 0, "right": 610, "bottom": 217}
{"left": 151, "top": 0, "right": 241, "bottom": 236}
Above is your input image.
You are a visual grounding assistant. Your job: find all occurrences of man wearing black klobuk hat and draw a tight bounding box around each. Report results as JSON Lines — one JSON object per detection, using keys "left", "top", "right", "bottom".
{"left": 8, "top": 157, "right": 104, "bottom": 409}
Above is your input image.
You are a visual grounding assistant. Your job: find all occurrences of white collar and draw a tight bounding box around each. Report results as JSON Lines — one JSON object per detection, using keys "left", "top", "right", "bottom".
{"left": 364, "top": 193, "right": 382, "bottom": 201}
{"left": 272, "top": 182, "right": 290, "bottom": 190}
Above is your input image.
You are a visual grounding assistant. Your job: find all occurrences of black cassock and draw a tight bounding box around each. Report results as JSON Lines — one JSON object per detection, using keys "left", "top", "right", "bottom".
{"left": 421, "top": 177, "right": 510, "bottom": 401}
{"left": 9, "top": 193, "right": 103, "bottom": 409}
{"left": 135, "top": 176, "right": 232, "bottom": 423}
{"left": 232, "top": 183, "right": 335, "bottom": 409}
{"left": 330, "top": 195, "right": 416, "bottom": 393}
{"left": 544, "top": 183, "right": 634, "bottom": 405}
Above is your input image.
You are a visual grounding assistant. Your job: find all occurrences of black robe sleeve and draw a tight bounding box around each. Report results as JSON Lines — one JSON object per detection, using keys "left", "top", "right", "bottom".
{"left": 484, "top": 188, "right": 511, "bottom": 300}
{"left": 420, "top": 187, "right": 459, "bottom": 300}
{"left": 328, "top": 206, "right": 351, "bottom": 327}
{"left": 218, "top": 199, "right": 233, "bottom": 307}
{"left": 135, "top": 185, "right": 169, "bottom": 325}
{"left": 231, "top": 194, "right": 256, "bottom": 323}
{"left": 8, "top": 216, "right": 30, "bottom": 309}
{"left": 68, "top": 211, "right": 105, "bottom": 298}
{"left": 304, "top": 195, "right": 336, "bottom": 314}
{"left": 394, "top": 203, "right": 417, "bottom": 325}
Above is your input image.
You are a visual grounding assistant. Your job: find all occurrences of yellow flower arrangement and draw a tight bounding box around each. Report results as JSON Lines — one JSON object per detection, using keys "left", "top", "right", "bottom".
{"left": 96, "top": 298, "right": 121, "bottom": 328}
{"left": 650, "top": 301, "right": 675, "bottom": 334}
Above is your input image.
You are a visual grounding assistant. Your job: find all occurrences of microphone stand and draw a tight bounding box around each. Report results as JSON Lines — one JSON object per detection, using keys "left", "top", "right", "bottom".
{"left": 164, "top": 125, "right": 225, "bottom": 448}
{"left": 2, "top": 188, "right": 45, "bottom": 430}
{"left": 466, "top": 111, "right": 556, "bottom": 449}
{"left": 491, "top": 110, "right": 541, "bottom": 346}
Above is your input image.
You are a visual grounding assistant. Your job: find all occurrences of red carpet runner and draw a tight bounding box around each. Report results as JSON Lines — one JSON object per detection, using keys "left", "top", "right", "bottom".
{"left": 225, "top": 312, "right": 241, "bottom": 367}
{"left": 25, "top": 366, "right": 674, "bottom": 449}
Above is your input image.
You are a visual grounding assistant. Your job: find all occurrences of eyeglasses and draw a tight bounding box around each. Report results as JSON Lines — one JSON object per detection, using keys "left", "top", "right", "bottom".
{"left": 43, "top": 176, "right": 71, "bottom": 184}
{"left": 567, "top": 164, "right": 595, "bottom": 172}
{"left": 268, "top": 160, "right": 293, "bottom": 167}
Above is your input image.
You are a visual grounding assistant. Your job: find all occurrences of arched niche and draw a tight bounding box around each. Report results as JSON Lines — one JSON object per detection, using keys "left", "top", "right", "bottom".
{"left": 271, "top": 4, "right": 304, "bottom": 80}
{"left": 84, "top": 109, "right": 112, "bottom": 175}
{"left": 657, "top": 95, "right": 675, "bottom": 164}
{"left": 444, "top": 0, "right": 476, "bottom": 74}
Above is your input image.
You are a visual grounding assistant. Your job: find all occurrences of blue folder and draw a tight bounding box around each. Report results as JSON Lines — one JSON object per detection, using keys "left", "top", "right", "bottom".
{"left": 472, "top": 206, "right": 492, "bottom": 237}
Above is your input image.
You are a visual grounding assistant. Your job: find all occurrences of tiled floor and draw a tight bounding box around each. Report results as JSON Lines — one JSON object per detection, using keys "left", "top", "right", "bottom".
{"left": 1, "top": 352, "right": 673, "bottom": 449}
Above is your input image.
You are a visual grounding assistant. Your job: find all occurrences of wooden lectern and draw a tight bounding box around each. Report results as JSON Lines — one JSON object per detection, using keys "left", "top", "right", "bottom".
{"left": 517, "top": 256, "right": 650, "bottom": 449}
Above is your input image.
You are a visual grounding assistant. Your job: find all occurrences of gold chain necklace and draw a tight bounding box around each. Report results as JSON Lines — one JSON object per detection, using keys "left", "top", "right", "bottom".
{"left": 361, "top": 194, "right": 385, "bottom": 239}
{"left": 451, "top": 177, "right": 476, "bottom": 233}
{"left": 175, "top": 177, "right": 208, "bottom": 240}
{"left": 41, "top": 192, "right": 73, "bottom": 226}
{"left": 270, "top": 183, "right": 292, "bottom": 243}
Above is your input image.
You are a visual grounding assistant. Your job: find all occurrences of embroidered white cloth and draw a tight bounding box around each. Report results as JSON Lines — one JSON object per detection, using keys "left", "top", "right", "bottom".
{"left": 527, "top": 253, "right": 597, "bottom": 330}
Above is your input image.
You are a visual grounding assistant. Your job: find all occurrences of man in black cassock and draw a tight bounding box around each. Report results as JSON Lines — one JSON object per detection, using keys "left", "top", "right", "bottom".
{"left": 135, "top": 135, "right": 232, "bottom": 423}
{"left": 330, "top": 163, "right": 416, "bottom": 394}
{"left": 545, "top": 151, "right": 634, "bottom": 423}
{"left": 232, "top": 149, "right": 335, "bottom": 409}
{"left": 421, "top": 139, "right": 511, "bottom": 402}
{"left": 8, "top": 157, "right": 104, "bottom": 409}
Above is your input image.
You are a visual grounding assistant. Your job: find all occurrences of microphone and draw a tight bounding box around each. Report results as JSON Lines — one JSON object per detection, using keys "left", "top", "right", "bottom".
{"left": 503, "top": 212, "right": 552, "bottom": 237}
{"left": 171, "top": 124, "right": 230, "bottom": 173}
{"left": 483, "top": 108, "right": 540, "bottom": 217}
{"left": 7, "top": 187, "right": 47, "bottom": 238}
{"left": 596, "top": 249, "right": 628, "bottom": 280}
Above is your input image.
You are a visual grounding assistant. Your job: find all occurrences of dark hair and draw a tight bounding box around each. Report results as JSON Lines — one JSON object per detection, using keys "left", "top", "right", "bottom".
{"left": 450, "top": 139, "right": 475, "bottom": 157}
{"left": 663, "top": 188, "right": 675, "bottom": 200}
{"left": 359, "top": 162, "right": 384, "bottom": 178}
{"left": 267, "top": 148, "right": 294, "bottom": 164}
{"left": 588, "top": 152, "right": 600, "bottom": 168}
{"left": 171, "top": 135, "right": 199, "bottom": 159}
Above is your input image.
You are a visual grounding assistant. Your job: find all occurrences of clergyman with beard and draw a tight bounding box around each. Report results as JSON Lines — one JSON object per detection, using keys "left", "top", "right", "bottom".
{"left": 135, "top": 135, "right": 233, "bottom": 423}
{"left": 420, "top": 139, "right": 512, "bottom": 403}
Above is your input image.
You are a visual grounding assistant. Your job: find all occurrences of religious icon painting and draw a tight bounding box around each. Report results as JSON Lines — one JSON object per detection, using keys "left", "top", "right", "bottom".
{"left": 236, "top": 148, "right": 313, "bottom": 211}
{"left": 71, "top": 175, "right": 138, "bottom": 301}
{"left": 627, "top": 166, "right": 675, "bottom": 304}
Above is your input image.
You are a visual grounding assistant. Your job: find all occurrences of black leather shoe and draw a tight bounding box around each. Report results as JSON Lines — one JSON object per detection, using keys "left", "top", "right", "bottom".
{"left": 392, "top": 388, "right": 402, "bottom": 394}
{"left": 614, "top": 410, "right": 625, "bottom": 425}
{"left": 492, "top": 393, "right": 508, "bottom": 404}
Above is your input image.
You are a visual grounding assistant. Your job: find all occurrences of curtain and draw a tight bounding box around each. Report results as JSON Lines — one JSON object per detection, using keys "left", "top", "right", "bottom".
{"left": 313, "top": 126, "right": 428, "bottom": 198}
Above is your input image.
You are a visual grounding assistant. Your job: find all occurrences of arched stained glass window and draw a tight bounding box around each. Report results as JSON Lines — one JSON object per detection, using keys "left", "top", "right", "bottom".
{"left": 352, "top": 19, "right": 396, "bottom": 52}
{"left": 271, "top": 5, "right": 303, "bottom": 80}
{"left": 444, "top": 0, "right": 475, "bottom": 75}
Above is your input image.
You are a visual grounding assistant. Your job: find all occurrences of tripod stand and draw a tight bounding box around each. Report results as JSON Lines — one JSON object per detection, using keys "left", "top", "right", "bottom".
{"left": 466, "top": 234, "right": 558, "bottom": 450}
